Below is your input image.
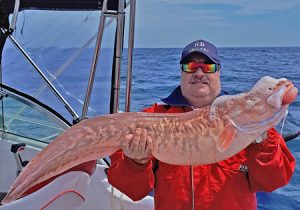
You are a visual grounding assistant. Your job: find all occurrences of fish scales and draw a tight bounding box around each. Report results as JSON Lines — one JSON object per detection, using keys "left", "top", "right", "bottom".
{"left": 1, "top": 76, "right": 298, "bottom": 204}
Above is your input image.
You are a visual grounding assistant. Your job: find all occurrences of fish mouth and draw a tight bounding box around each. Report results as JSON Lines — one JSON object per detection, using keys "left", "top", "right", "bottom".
{"left": 282, "top": 83, "right": 298, "bottom": 105}
{"left": 232, "top": 105, "right": 289, "bottom": 133}
{"left": 233, "top": 80, "right": 297, "bottom": 134}
{"left": 267, "top": 81, "right": 298, "bottom": 109}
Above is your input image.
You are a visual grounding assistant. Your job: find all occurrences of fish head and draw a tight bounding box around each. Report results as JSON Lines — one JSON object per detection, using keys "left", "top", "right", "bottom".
{"left": 206, "top": 76, "right": 297, "bottom": 154}
{"left": 253, "top": 76, "right": 298, "bottom": 109}
{"left": 225, "top": 76, "right": 298, "bottom": 134}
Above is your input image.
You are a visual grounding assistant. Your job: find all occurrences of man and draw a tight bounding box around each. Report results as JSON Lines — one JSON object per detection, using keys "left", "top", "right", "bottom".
{"left": 107, "top": 39, "right": 295, "bottom": 210}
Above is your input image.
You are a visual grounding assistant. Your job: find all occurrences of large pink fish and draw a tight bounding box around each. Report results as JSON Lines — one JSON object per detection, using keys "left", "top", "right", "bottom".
{"left": 2, "top": 76, "right": 298, "bottom": 204}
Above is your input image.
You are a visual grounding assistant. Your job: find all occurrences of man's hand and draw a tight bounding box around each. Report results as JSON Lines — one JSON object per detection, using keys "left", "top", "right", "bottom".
{"left": 121, "top": 128, "right": 153, "bottom": 164}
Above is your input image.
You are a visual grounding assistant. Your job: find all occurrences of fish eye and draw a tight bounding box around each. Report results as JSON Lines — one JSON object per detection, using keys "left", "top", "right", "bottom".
{"left": 268, "top": 87, "right": 272, "bottom": 90}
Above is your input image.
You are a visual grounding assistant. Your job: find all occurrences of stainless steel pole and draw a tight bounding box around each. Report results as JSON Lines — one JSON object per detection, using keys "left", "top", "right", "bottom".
{"left": 81, "top": 0, "right": 109, "bottom": 120}
{"left": 125, "top": 0, "right": 136, "bottom": 112}
{"left": 112, "top": 0, "right": 125, "bottom": 113}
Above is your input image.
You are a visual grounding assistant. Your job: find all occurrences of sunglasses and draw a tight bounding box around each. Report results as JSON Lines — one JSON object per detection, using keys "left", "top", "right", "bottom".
{"left": 181, "top": 62, "right": 220, "bottom": 73}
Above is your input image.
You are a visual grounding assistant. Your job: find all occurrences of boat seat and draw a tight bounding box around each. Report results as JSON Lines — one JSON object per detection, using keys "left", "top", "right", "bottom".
{"left": 0, "top": 171, "right": 90, "bottom": 210}
{"left": 40, "top": 190, "right": 85, "bottom": 210}
{"left": 82, "top": 164, "right": 154, "bottom": 210}
{"left": 22, "top": 160, "right": 96, "bottom": 196}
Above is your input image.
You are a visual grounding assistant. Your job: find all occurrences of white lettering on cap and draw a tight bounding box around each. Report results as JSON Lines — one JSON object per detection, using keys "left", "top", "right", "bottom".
{"left": 189, "top": 47, "right": 209, "bottom": 53}
{"left": 194, "top": 42, "right": 205, "bottom": 47}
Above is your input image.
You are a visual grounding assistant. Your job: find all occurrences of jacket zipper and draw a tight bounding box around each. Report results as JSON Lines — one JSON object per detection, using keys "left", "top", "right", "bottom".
{"left": 190, "top": 165, "right": 194, "bottom": 210}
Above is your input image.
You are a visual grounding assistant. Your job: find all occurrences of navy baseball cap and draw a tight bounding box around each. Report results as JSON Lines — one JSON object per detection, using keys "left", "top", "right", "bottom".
{"left": 180, "top": 40, "right": 221, "bottom": 65}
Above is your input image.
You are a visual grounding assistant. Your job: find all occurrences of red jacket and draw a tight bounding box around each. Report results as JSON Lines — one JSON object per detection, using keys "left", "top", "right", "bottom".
{"left": 107, "top": 103, "right": 295, "bottom": 210}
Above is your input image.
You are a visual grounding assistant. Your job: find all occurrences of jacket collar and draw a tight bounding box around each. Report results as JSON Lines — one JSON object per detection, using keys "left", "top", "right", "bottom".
{"left": 160, "top": 86, "right": 228, "bottom": 107}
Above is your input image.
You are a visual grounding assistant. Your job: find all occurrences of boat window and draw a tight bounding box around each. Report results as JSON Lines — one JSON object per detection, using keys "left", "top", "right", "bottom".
{"left": 3, "top": 10, "right": 117, "bottom": 123}
{"left": 0, "top": 92, "right": 67, "bottom": 144}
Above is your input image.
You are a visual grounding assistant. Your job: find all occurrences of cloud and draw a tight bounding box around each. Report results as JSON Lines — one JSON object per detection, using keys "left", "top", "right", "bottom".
{"left": 135, "top": 1, "right": 300, "bottom": 47}
{"left": 235, "top": 0, "right": 300, "bottom": 15}
{"left": 149, "top": 0, "right": 300, "bottom": 15}
{"left": 178, "top": 9, "right": 224, "bottom": 27}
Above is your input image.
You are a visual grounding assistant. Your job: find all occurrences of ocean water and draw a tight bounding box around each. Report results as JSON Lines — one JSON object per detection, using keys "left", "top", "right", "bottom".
{"left": 4, "top": 47, "right": 300, "bottom": 209}
{"left": 124, "top": 48, "right": 300, "bottom": 210}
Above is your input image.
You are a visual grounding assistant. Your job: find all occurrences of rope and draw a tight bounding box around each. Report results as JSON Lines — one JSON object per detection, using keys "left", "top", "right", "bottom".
{"left": 110, "top": 186, "right": 115, "bottom": 210}
{"left": 120, "top": 193, "right": 125, "bottom": 210}
{"left": 280, "top": 109, "right": 288, "bottom": 135}
{"left": 110, "top": 186, "right": 125, "bottom": 210}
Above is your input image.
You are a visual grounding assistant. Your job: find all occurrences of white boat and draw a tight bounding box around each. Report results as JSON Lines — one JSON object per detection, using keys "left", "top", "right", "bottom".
{"left": 0, "top": 0, "right": 154, "bottom": 209}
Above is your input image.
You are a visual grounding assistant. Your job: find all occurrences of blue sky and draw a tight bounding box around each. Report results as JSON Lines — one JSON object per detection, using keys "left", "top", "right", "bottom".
{"left": 134, "top": 0, "right": 300, "bottom": 48}
{"left": 8, "top": 0, "right": 300, "bottom": 48}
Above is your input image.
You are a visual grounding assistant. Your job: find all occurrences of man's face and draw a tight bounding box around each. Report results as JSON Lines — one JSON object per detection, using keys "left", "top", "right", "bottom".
{"left": 180, "top": 53, "right": 221, "bottom": 107}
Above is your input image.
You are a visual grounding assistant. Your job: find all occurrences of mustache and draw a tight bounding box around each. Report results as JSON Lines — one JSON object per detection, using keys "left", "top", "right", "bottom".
{"left": 190, "top": 76, "right": 209, "bottom": 84}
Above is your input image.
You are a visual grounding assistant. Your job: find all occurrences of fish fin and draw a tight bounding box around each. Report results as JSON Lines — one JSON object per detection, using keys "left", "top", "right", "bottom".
{"left": 217, "top": 121, "right": 237, "bottom": 152}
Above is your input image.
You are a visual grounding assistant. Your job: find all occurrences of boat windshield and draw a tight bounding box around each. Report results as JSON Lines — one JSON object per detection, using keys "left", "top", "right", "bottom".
{"left": 0, "top": 85, "right": 69, "bottom": 144}
{"left": 2, "top": 10, "right": 118, "bottom": 123}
